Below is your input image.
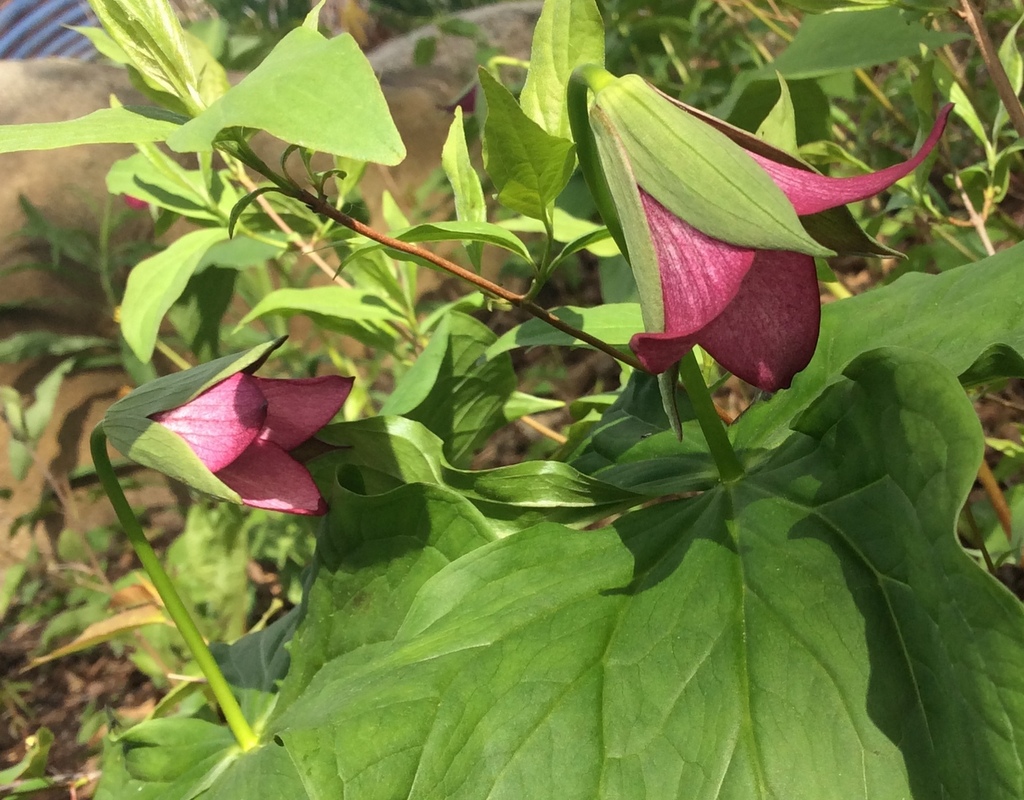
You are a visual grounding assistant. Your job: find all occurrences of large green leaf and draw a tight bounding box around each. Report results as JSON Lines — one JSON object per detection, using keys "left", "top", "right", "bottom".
{"left": 519, "top": 0, "right": 605, "bottom": 141}
{"left": 380, "top": 312, "right": 517, "bottom": 468}
{"left": 101, "top": 347, "right": 1024, "bottom": 798}
{"left": 479, "top": 69, "right": 577, "bottom": 221}
{"left": 277, "top": 480, "right": 498, "bottom": 709}
{"left": 168, "top": 28, "right": 404, "bottom": 164}
{"left": 0, "top": 107, "right": 182, "bottom": 154}
{"left": 120, "top": 227, "right": 231, "bottom": 361}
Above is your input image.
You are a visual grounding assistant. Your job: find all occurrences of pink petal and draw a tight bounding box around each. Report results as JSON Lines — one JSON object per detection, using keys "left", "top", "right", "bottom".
{"left": 629, "top": 329, "right": 699, "bottom": 375}
{"left": 697, "top": 249, "right": 821, "bottom": 391}
{"left": 747, "top": 104, "right": 953, "bottom": 216}
{"left": 641, "top": 189, "right": 757, "bottom": 339}
{"left": 253, "top": 375, "right": 353, "bottom": 450}
{"left": 151, "top": 373, "right": 266, "bottom": 472}
{"left": 215, "top": 438, "right": 327, "bottom": 515}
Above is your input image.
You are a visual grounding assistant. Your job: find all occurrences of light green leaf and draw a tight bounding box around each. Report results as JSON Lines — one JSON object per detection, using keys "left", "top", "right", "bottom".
{"left": 441, "top": 109, "right": 486, "bottom": 225}
{"left": 994, "top": 14, "right": 1024, "bottom": 137}
{"left": 236, "top": 286, "right": 404, "bottom": 329}
{"left": 755, "top": 73, "right": 799, "bottom": 155}
{"left": 381, "top": 312, "right": 516, "bottom": 467}
{"left": 479, "top": 68, "right": 576, "bottom": 221}
{"left": 499, "top": 207, "right": 618, "bottom": 257}
{"left": 441, "top": 108, "right": 487, "bottom": 269}
{"left": 120, "top": 227, "right": 230, "bottom": 361}
{"left": 0, "top": 107, "right": 182, "bottom": 154}
{"left": 591, "top": 109, "right": 664, "bottom": 332}
{"left": 304, "top": 0, "right": 326, "bottom": 29}
{"left": 168, "top": 29, "right": 404, "bottom": 165}
{"left": 89, "top": 0, "right": 203, "bottom": 114}
{"left": 520, "top": 0, "right": 605, "bottom": 141}
{"left": 487, "top": 303, "right": 642, "bottom": 358}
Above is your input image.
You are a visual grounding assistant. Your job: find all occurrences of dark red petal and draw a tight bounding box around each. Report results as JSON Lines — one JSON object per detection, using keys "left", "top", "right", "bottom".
{"left": 697, "top": 250, "right": 821, "bottom": 391}
{"left": 253, "top": 375, "right": 354, "bottom": 450}
{"left": 641, "top": 190, "right": 757, "bottom": 339}
{"left": 215, "top": 439, "right": 327, "bottom": 516}
{"left": 747, "top": 104, "right": 953, "bottom": 216}
{"left": 629, "top": 330, "right": 699, "bottom": 374}
{"left": 150, "top": 373, "right": 266, "bottom": 472}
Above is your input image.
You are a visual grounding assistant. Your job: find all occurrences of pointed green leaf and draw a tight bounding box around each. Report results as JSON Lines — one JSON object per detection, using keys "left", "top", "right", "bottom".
{"left": 168, "top": 29, "right": 404, "bottom": 165}
{"left": 89, "top": 0, "right": 204, "bottom": 114}
{"left": 441, "top": 108, "right": 487, "bottom": 268}
{"left": 0, "top": 107, "right": 182, "bottom": 154}
{"left": 487, "top": 303, "right": 642, "bottom": 357}
{"left": 755, "top": 73, "right": 799, "bottom": 155}
{"left": 120, "top": 227, "right": 230, "bottom": 361}
{"left": 235, "top": 286, "right": 404, "bottom": 329}
{"left": 591, "top": 108, "right": 664, "bottom": 331}
{"left": 520, "top": 0, "right": 605, "bottom": 141}
{"left": 479, "top": 68, "right": 576, "bottom": 221}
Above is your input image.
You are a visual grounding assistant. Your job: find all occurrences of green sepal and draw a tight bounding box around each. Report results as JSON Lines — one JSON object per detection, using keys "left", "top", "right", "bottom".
{"left": 590, "top": 107, "right": 663, "bottom": 333}
{"left": 101, "top": 338, "right": 286, "bottom": 503}
{"left": 802, "top": 205, "right": 902, "bottom": 258}
{"left": 593, "top": 75, "right": 833, "bottom": 257}
{"left": 657, "top": 366, "right": 683, "bottom": 441}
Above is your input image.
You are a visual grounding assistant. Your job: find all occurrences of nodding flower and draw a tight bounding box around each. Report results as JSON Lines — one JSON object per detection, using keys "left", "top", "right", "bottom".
{"left": 584, "top": 71, "right": 951, "bottom": 391}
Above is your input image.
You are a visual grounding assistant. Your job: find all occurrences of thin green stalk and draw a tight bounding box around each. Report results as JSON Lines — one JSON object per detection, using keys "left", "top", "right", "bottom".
{"left": 89, "top": 427, "right": 258, "bottom": 752}
{"left": 567, "top": 65, "right": 629, "bottom": 260}
{"left": 677, "top": 351, "right": 744, "bottom": 482}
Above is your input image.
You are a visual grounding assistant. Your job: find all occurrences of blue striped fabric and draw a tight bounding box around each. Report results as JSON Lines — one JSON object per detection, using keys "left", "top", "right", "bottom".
{"left": 0, "top": 0, "right": 99, "bottom": 59}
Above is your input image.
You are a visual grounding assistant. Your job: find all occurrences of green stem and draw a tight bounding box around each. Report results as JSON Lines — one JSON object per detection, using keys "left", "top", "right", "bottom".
{"left": 567, "top": 65, "right": 629, "bottom": 260}
{"left": 89, "top": 427, "right": 258, "bottom": 752}
{"left": 677, "top": 351, "right": 744, "bottom": 482}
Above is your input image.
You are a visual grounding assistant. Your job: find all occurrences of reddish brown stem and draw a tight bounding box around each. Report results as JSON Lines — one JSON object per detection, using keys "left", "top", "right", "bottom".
{"left": 298, "top": 189, "right": 648, "bottom": 373}
{"left": 297, "top": 188, "right": 734, "bottom": 425}
{"left": 957, "top": 0, "right": 1024, "bottom": 141}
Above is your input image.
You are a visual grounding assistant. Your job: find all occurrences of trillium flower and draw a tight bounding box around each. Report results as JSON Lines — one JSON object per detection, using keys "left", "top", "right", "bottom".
{"left": 151, "top": 372, "right": 352, "bottom": 515}
{"left": 101, "top": 338, "right": 352, "bottom": 516}
{"left": 585, "top": 73, "right": 951, "bottom": 391}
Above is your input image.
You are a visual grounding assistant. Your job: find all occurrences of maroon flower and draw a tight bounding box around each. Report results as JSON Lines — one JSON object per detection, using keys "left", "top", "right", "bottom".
{"left": 627, "top": 104, "right": 953, "bottom": 390}
{"left": 151, "top": 372, "right": 352, "bottom": 515}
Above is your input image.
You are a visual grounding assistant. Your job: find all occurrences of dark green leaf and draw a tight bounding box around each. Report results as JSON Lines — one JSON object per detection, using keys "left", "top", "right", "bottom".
{"left": 380, "top": 312, "right": 516, "bottom": 467}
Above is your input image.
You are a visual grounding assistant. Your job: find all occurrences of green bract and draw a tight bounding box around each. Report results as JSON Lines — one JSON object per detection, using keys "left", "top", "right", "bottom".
{"left": 591, "top": 75, "right": 834, "bottom": 257}
{"left": 101, "top": 338, "right": 286, "bottom": 503}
